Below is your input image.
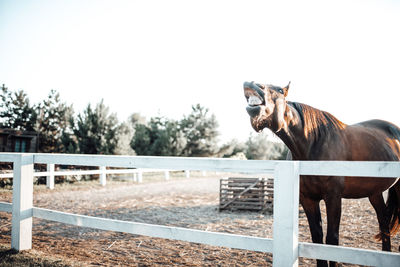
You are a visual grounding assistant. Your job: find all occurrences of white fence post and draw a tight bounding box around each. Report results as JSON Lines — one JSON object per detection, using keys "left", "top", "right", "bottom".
{"left": 273, "top": 161, "right": 300, "bottom": 267}
{"left": 100, "top": 166, "right": 106, "bottom": 186}
{"left": 46, "top": 163, "right": 55, "bottom": 189}
{"left": 185, "top": 170, "right": 190, "bottom": 178}
{"left": 11, "top": 154, "right": 34, "bottom": 251}
{"left": 138, "top": 171, "right": 143, "bottom": 183}
{"left": 164, "top": 170, "right": 170, "bottom": 181}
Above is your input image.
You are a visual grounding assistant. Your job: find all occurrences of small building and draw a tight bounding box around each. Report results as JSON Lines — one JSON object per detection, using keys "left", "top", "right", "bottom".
{"left": 0, "top": 129, "right": 39, "bottom": 153}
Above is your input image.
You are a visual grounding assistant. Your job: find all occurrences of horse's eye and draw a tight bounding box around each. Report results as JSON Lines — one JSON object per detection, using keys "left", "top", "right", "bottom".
{"left": 279, "top": 89, "right": 284, "bottom": 94}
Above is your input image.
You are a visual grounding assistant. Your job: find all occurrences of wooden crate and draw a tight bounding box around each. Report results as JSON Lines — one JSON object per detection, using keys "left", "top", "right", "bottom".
{"left": 219, "top": 177, "right": 273, "bottom": 212}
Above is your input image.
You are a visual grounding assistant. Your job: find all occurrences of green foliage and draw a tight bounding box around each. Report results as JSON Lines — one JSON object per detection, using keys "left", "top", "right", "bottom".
{"left": 131, "top": 117, "right": 186, "bottom": 156}
{"left": 60, "top": 128, "right": 78, "bottom": 154}
{"left": 179, "top": 104, "right": 219, "bottom": 157}
{"left": 36, "top": 90, "right": 75, "bottom": 153}
{"left": 245, "top": 132, "right": 288, "bottom": 160}
{"left": 219, "top": 139, "right": 247, "bottom": 158}
{"left": 0, "top": 84, "right": 37, "bottom": 131}
{"left": 131, "top": 104, "right": 219, "bottom": 157}
{"left": 72, "top": 100, "right": 121, "bottom": 154}
{"left": 114, "top": 112, "right": 146, "bottom": 155}
{"left": 219, "top": 132, "right": 288, "bottom": 160}
{"left": 131, "top": 124, "right": 151, "bottom": 155}
{"left": 128, "top": 112, "right": 146, "bottom": 126}
{"left": 114, "top": 121, "right": 136, "bottom": 155}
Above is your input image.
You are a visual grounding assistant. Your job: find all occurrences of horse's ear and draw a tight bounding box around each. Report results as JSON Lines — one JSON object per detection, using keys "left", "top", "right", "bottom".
{"left": 283, "top": 81, "right": 291, "bottom": 97}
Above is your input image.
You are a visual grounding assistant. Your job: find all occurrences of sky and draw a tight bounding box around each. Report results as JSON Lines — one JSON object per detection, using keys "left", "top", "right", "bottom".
{"left": 1, "top": 0, "right": 399, "bottom": 144}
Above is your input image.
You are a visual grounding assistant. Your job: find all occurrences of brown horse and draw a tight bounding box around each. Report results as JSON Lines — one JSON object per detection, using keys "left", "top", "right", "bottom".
{"left": 243, "top": 81, "right": 400, "bottom": 267}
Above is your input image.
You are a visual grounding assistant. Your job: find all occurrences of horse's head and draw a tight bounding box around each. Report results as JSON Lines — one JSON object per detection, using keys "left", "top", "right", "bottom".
{"left": 243, "top": 81, "right": 291, "bottom": 133}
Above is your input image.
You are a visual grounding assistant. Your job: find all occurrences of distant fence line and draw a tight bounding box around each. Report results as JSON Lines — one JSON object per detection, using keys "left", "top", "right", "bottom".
{"left": 0, "top": 165, "right": 199, "bottom": 189}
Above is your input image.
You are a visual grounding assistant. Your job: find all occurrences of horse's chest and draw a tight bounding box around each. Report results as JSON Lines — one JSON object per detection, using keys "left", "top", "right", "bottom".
{"left": 300, "top": 175, "right": 344, "bottom": 199}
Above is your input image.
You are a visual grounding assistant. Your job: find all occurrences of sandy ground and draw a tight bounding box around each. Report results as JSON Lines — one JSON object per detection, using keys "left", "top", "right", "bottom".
{"left": 0, "top": 174, "right": 399, "bottom": 266}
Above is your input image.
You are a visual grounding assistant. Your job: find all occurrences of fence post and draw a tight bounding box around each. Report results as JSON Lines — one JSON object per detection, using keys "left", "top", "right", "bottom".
{"left": 46, "top": 163, "right": 55, "bottom": 189}
{"left": 273, "top": 161, "right": 300, "bottom": 267}
{"left": 11, "top": 154, "right": 34, "bottom": 251}
{"left": 100, "top": 166, "right": 106, "bottom": 186}
{"left": 138, "top": 171, "right": 143, "bottom": 183}
{"left": 185, "top": 170, "right": 190, "bottom": 178}
{"left": 164, "top": 170, "right": 170, "bottom": 181}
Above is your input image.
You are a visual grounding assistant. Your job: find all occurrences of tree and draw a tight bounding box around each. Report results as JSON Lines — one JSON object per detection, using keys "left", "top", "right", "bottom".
{"left": 219, "top": 139, "right": 247, "bottom": 158}
{"left": 36, "top": 89, "right": 75, "bottom": 153}
{"left": 114, "top": 121, "right": 136, "bottom": 155}
{"left": 245, "top": 132, "right": 288, "bottom": 160}
{"left": 114, "top": 112, "right": 146, "bottom": 155}
{"left": 128, "top": 112, "right": 146, "bottom": 126}
{"left": 60, "top": 125, "right": 78, "bottom": 154}
{"left": 131, "top": 116, "right": 186, "bottom": 156}
{"left": 131, "top": 104, "right": 220, "bottom": 157}
{"left": 179, "top": 104, "right": 219, "bottom": 157}
{"left": 72, "top": 100, "right": 121, "bottom": 154}
{"left": 130, "top": 123, "right": 151, "bottom": 155}
{"left": 0, "top": 84, "right": 37, "bottom": 131}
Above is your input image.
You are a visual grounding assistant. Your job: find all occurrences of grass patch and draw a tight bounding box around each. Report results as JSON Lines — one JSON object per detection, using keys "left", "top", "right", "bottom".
{"left": 0, "top": 244, "right": 75, "bottom": 267}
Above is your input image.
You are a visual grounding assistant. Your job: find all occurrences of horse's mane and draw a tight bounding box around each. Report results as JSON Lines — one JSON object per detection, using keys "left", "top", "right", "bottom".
{"left": 289, "top": 102, "right": 346, "bottom": 140}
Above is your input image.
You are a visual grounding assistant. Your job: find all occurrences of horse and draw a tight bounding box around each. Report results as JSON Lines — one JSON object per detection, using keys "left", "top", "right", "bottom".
{"left": 243, "top": 81, "right": 400, "bottom": 267}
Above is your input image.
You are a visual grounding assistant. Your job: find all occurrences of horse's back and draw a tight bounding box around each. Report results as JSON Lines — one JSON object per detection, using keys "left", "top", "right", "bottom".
{"left": 354, "top": 119, "right": 400, "bottom": 142}
{"left": 336, "top": 119, "right": 400, "bottom": 197}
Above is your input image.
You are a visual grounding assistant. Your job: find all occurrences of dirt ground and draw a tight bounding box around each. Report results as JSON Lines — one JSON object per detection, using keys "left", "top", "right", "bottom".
{"left": 0, "top": 173, "right": 399, "bottom": 266}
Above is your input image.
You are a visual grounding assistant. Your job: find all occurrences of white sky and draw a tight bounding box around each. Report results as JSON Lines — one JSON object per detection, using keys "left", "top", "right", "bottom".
{"left": 1, "top": 0, "right": 399, "bottom": 143}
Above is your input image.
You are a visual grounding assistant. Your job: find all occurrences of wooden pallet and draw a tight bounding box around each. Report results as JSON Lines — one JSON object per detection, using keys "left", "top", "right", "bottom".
{"left": 219, "top": 177, "right": 273, "bottom": 212}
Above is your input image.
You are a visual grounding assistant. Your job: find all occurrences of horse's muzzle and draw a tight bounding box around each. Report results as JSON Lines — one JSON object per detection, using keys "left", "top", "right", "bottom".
{"left": 244, "top": 81, "right": 265, "bottom": 117}
{"left": 246, "top": 105, "right": 262, "bottom": 117}
{"left": 243, "top": 81, "right": 265, "bottom": 100}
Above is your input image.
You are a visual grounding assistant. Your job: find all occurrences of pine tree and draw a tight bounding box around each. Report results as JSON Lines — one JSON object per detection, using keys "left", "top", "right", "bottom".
{"left": 0, "top": 85, "right": 37, "bottom": 131}
{"left": 36, "top": 89, "right": 74, "bottom": 153}
{"left": 72, "top": 100, "right": 120, "bottom": 154}
{"left": 130, "top": 116, "right": 186, "bottom": 156}
{"left": 179, "top": 104, "right": 219, "bottom": 157}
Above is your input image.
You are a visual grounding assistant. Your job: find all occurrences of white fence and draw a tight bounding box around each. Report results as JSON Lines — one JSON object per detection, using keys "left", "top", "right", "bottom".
{"left": 0, "top": 165, "right": 194, "bottom": 189}
{"left": 0, "top": 153, "right": 399, "bottom": 266}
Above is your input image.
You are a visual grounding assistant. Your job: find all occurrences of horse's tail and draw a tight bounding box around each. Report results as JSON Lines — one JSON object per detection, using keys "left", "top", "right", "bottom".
{"left": 375, "top": 181, "right": 400, "bottom": 242}
{"left": 386, "top": 181, "right": 400, "bottom": 237}
{"left": 385, "top": 125, "right": 400, "bottom": 238}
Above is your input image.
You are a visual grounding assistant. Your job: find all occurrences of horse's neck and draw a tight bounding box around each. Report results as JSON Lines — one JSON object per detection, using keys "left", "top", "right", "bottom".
{"left": 275, "top": 103, "right": 321, "bottom": 160}
{"left": 275, "top": 105, "right": 307, "bottom": 159}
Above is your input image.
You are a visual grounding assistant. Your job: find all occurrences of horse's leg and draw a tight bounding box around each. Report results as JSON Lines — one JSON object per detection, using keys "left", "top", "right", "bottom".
{"left": 300, "top": 196, "right": 327, "bottom": 267}
{"left": 369, "top": 193, "right": 391, "bottom": 251}
{"left": 324, "top": 195, "right": 342, "bottom": 267}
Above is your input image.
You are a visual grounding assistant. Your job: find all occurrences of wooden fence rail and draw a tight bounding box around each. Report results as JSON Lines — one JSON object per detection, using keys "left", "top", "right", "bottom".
{"left": 0, "top": 153, "right": 399, "bottom": 266}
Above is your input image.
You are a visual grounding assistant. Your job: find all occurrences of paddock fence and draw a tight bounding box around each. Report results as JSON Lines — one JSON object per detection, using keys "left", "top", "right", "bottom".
{"left": 0, "top": 164, "right": 196, "bottom": 188}
{"left": 0, "top": 153, "right": 399, "bottom": 267}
